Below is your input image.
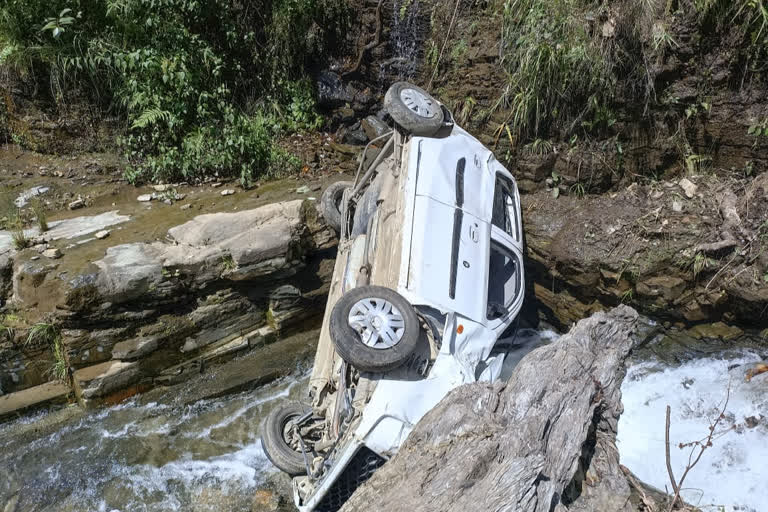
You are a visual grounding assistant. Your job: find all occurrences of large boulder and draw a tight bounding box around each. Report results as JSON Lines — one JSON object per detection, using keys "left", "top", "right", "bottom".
{"left": 342, "top": 307, "right": 663, "bottom": 512}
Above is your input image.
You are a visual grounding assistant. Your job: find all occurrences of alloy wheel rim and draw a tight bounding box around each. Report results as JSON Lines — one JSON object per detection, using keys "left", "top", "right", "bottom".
{"left": 400, "top": 88, "right": 439, "bottom": 119}
{"left": 348, "top": 297, "right": 405, "bottom": 349}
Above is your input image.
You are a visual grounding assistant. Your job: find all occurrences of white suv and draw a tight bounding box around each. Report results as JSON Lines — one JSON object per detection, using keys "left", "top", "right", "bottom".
{"left": 261, "top": 82, "right": 525, "bottom": 512}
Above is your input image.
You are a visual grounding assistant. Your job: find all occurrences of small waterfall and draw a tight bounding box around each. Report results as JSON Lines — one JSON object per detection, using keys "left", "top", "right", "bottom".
{"left": 381, "top": 0, "right": 426, "bottom": 84}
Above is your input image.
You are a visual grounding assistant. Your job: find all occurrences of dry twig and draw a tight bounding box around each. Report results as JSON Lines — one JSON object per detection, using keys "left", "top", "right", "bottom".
{"left": 665, "top": 384, "right": 736, "bottom": 512}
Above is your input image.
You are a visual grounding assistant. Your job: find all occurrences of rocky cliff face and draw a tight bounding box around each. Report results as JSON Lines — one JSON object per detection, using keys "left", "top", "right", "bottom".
{"left": 0, "top": 198, "right": 337, "bottom": 415}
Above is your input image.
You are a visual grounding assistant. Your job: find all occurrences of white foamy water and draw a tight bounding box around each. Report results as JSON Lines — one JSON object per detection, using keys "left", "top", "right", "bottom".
{"left": 618, "top": 350, "right": 768, "bottom": 512}
{"left": 0, "top": 375, "right": 307, "bottom": 511}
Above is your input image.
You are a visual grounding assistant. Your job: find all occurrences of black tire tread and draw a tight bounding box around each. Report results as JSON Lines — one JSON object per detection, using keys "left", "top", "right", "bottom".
{"left": 320, "top": 181, "right": 352, "bottom": 233}
{"left": 384, "top": 82, "right": 444, "bottom": 137}
{"left": 260, "top": 403, "right": 310, "bottom": 476}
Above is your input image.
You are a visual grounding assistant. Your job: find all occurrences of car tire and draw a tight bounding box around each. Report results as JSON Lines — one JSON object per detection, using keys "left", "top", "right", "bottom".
{"left": 330, "top": 286, "right": 421, "bottom": 372}
{"left": 384, "top": 82, "right": 444, "bottom": 137}
{"left": 260, "top": 403, "right": 311, "bottom": 476}
{"left": 320, "top": 181, "right": 352, "bottom": 232}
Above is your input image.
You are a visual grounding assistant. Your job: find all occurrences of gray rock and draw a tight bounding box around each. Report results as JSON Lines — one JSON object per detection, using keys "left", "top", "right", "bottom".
{"left": 112, "top": 336, "right": 160, "bottom": 360}
{"left": 220, "top": 189, "right": 235, "bottom": 196}
{"left": 342, "top": 307, "right": 642, "bottom": 512}
{"left": 361, "top": 115, "right": 389, "bottom": 140}
{"left": 74, "top": 360, "right": 140, "bottom": 399}
{"left": 295, "top": 186, "right": 311, "bottom": 194}
{"left": 269, "top": 284, "right": 302, "bottom": 312}
{"left": 14, "top": 186, "right": 50, "bottom": 208}
{"left": 93, "top": 244, "right": 164, "bottom": 303}
{"left": 42, "top": 248, "right": 62, "bottom": 259}
{"left": 316, "top": 71, "right": 355, "bottom": 108}
{"left": 68, "top": 199, "right": 85, "bottom": 210}
{"left": 95, "top": 230, "right": 110, "bottom": 240}
{"left": 86, "top": 200, "right": 315, "bottom": 306}
{"left": 678, "top": 178, "right": 697, "bottom": 198}
{"left": 137, "top": 194, "right": 153, "bottom": 202}
{"left": 343, "top": 128, "right": 368, "bottom": 146}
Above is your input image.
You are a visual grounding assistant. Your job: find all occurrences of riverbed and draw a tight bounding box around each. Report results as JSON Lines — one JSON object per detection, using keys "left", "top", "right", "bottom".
{"left": 1, "top": 328, "right": 766, "bottom": 512}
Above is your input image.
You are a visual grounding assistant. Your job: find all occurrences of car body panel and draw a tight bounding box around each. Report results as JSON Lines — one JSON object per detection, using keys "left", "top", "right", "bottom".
{"left": 403, "top": 197, "right": 489, "bottom": 323}
{"left": 295, "top": 108, "right": 526, "bottom": 511}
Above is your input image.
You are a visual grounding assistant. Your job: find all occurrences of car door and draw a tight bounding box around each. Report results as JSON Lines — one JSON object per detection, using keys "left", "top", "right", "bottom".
{"left": 485, "top": 169, "right": 525, "bottom": 331}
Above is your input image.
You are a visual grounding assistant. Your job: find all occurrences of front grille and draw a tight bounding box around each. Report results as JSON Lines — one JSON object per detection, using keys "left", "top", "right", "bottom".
{"left": 314, "top": 447, "right": 386, "bottom": 512}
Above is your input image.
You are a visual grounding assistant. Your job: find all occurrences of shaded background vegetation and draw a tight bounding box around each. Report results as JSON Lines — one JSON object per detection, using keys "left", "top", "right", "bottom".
{"left": 497, "top": 0, "right": 768, "bottom": 141}
{"left": 0, "top": 0, "right": 348, "bottom": 185}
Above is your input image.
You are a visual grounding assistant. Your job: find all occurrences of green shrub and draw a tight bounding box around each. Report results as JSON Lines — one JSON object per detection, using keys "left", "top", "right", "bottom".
{"left": 0, "top": 0, "right": 347, "bottom": 185}
{"left": 499, "top": 0, "right": 616, "bottom": 139}
{"left": 499, "top": 0, "right": 768, "bottom": 141}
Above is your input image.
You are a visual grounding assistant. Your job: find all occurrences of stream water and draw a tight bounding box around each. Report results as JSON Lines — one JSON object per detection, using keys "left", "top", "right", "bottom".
{"left": 0, "top": 330, "right": 765, "bottom": 512}
{"left": 380, "top": 0, "right": 424, "bottom": 83}
{"left": 0, "top": 375, "right": 306, "bottom": 512}
{"left": 618, "top": 348, "right": 768, "bottom": 512}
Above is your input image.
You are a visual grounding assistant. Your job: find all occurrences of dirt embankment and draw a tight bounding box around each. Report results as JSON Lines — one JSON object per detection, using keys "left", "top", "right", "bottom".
{"left": 329, "top": 0, "right": 768, "bottom": 330}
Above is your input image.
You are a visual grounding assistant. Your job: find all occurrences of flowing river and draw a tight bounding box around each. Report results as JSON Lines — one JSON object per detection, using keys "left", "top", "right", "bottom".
{"left": 0, "top": 328, "right": 765, "bottom": 512}
{"left": 0, "top": 374, "right": 307, "bottom": 512}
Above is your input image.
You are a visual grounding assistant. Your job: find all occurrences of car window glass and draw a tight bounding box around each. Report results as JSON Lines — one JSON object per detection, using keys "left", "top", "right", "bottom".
{"left": 491, "top": 176, "right": 518, "bottom": 241}
{"left": 487, "top": 242, "right": 520, "bottom": 320}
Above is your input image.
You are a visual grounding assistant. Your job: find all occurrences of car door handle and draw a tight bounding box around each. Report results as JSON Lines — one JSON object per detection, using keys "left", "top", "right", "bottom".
{"left": 469, "top": 222, "right": 479, "bottom": 243}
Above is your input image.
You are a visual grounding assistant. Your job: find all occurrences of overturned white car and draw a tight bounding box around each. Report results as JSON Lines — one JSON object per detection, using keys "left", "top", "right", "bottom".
{"left": 261, "top": 82, "right": 525, "bottom": 511}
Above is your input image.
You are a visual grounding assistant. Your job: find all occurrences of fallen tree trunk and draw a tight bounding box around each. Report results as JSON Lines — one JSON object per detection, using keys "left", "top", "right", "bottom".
{"left": 342, "top": 306, "right": 646, "bottom": 512}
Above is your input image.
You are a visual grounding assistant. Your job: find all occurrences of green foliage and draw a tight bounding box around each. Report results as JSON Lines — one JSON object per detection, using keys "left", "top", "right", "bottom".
{"left": 499, "top": 0, "right": 616, "bottom": 138}
{"left": 26, "top": 322, "right": 59, "bottom": 346}
{"left": 50, "top": 337, "right": 67, "bottom": 381}
{"left": 0, "top": 318, "right": 15, "bottom": 343}
{"left": 30, "top": 198, "right": 48, "bottom": 232}
{"left": 748, "top": 118, "right": 768, "bottom": 137}
{"left": 0, "top": 0, "right": 347, "bottom": 185}
{"left": 9, "top": 213, "right": 29, "bottom": 250}
{"left": 450, "top": 39, "right": 469, "bottom": 63}
{"left": 569, "top": 182, "right": 586, "bottom": 199}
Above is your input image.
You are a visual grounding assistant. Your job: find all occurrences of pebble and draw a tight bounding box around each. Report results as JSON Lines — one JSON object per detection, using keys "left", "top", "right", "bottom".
{"left": 95, "top": 230, "right": 110, "bottom": 240}
{"left": 672, "top": 201, "right": 683, "bottom": 212}
{"left": 180, "top": 204, "right": 192, "bottom": 210}
{"left": 153, "top": 184, "right": 170, "bottom": 192}
{"left": 296, "top": 185, "right": 311, "bottom": 194}
{"left": 211, "top": 182, "right": 222, "bottom": 188}
{"left": 68, "top": 199, "right": 85, "bottom": 210}
{"left": 678, "top": 178, "right": 698, "bottom": 199}
{"left": 137, "top": 194, "right": 153, "bottom": 202}
{"left": 220, "top": 189, "right": 235, "bottom": 196}
{"left": 42, "top": 248, "right": 62, "bottom": 259}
